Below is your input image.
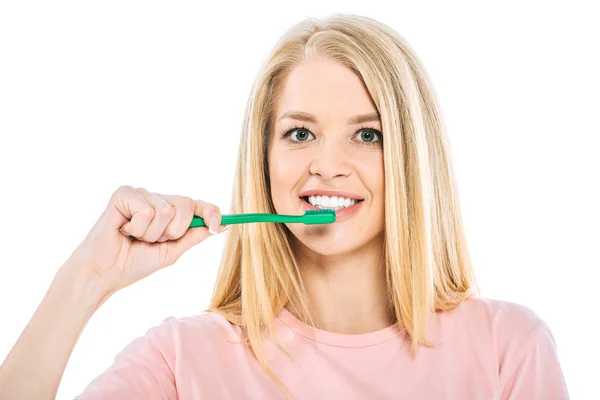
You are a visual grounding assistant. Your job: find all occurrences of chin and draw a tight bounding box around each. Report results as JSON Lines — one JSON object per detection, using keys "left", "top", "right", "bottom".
{"left": 289, "top": 227, "right": 365, "bottom": 256}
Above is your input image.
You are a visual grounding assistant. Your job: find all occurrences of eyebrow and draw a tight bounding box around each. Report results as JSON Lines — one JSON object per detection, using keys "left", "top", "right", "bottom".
{"left": 277, "top": 110, "right": 380, "bottom": 125}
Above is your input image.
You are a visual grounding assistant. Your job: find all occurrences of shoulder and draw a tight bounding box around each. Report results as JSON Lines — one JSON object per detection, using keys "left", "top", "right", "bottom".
{"left": 443, "top": 296, "right": 552, "bottom": 365}
{"left": 448, "top": 296, "right": 549, "bottom": 338}
{"left": 452, "top": 296, "right": 547, "bottom": 328}
{"left": 143, "top": 311, "right": 243, "bottom": 351}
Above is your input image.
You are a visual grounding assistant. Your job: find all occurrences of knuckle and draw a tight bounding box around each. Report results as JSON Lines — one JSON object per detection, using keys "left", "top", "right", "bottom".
{"left": 183, "top": 197, "right": 196, "bottom": 212}
{"left": 203, "top": 202, "right": 218, "bottom": 214}
{"left": 113, "top": 185, "right": 131, "bottom": 198}
{"left": 194, "top": 200, "right": 221, "bottom": 220}
{"left": 139, "top": 206, "right": 155, "bottom": 218}
{"left": 158, "top": 204, "right": 175, "bottom": 217}
{"left": 193, "top": 199, "right": 208, "bottom": 214}
{"left": 117, "top": 185, "right": 132, "bottom": 192}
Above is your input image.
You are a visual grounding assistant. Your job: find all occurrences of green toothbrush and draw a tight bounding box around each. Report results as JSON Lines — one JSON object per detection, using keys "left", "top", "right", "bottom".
{"left": 189, "top": 209, "right": 336, "bottom": 228}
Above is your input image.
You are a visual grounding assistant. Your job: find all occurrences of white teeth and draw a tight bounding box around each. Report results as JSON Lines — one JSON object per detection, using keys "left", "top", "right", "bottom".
{"left": 307, "top": 195, "right": 357, "bottom": 208}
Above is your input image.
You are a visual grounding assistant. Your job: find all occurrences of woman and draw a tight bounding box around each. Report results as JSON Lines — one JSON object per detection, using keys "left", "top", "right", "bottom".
{"left": 0, "top": 13, "right": 569, "bottom": 399}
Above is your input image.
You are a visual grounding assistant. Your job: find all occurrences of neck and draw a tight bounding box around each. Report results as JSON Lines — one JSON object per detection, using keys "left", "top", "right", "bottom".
{"left": 287, "top": 231, "right": 394, "bottom": 334}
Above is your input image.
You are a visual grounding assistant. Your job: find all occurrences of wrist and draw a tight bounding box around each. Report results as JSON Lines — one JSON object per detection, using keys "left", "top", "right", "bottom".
{"left": 54, "top": 262, "right": 115, "bottom": 313}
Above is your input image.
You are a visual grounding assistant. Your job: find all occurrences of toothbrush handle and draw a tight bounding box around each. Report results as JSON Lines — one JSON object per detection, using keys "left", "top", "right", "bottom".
{"left": 189, "top": 213, "right": 298, "bottom": 228}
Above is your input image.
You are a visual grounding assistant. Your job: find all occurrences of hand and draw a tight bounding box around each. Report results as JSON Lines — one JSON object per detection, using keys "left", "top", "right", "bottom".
{"left": 63, "top": 185, "right": 229, "bottom": 294}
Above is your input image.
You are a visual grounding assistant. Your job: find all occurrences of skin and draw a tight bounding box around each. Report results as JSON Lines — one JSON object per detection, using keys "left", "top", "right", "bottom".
{"left": 268, "top": 57, "right": 393, "bottom": 334}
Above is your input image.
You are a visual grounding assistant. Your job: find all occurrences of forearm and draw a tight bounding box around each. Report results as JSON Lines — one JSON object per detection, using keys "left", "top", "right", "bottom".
{"left": 0, "top": 263, "right": 112, "bottom": 400}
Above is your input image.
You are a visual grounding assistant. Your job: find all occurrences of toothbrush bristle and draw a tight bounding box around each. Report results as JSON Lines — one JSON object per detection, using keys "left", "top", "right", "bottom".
{"left": 302, "top": 208, "right": 336, "bottom": 224}
{"left": 306, "top": 208, "right": 335, "bottom": 213}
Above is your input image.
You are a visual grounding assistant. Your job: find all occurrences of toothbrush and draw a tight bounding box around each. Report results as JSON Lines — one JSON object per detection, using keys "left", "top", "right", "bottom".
{"left": 189, "top": 209, "right": 336, "bottom": 228}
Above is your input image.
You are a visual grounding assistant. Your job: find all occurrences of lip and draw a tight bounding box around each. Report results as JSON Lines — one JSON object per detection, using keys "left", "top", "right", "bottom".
{"left": 298, "top": 189, "right": 365, "bottom": 200}
{"left": 300, "top": 196, "right": 364, "bottom": 223}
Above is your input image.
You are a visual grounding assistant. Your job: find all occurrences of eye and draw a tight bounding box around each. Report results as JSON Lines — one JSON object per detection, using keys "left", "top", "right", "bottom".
{"left": 281, "top": 125, "right": 383, "bottom": 146}
{"left": 355, "top": 126, "right": 382, "bottom": 144}
{"left": 283, "top": 126, "right": 312, "bottom": 144}
{"left": 283, "top": 125, "right": 314, "bottom": 143}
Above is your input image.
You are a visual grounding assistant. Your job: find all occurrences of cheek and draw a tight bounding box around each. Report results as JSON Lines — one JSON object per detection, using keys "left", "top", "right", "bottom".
{"left": 268, "top": 150, "right": 303, "bottom": 205}
{"left": 360, "top": 154, "right": 385, "bottom": 190}
{"left": 269, "top": 149, "right": 305, "bottom": 182}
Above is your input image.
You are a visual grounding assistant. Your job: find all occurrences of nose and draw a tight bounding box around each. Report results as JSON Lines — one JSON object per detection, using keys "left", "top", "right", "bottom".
{"left": 308, "top": 137, "right": 352, "bottom": 179}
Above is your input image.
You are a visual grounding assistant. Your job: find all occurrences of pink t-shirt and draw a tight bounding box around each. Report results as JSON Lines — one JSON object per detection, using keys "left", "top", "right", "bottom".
{"left": 75, "top": 296, "right": 569, "bottom": 399}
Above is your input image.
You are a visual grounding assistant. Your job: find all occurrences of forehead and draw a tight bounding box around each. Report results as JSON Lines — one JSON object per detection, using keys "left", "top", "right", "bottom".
{"left": 274, "top": 59, "right": 377, "bottom": 123}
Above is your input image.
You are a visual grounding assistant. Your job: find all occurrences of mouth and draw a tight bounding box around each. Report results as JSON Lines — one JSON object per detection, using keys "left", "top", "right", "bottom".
{"left": 300, "top": 196, "right": 365, "bottom": 209}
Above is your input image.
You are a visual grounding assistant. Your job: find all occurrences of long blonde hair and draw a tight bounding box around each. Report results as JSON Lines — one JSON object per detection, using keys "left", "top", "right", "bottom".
{"left": 206, "top": 13, "right": 480, "bottom": 396}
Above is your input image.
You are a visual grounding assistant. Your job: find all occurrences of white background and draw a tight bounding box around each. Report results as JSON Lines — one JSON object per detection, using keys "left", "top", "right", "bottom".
{"left": 1, "top": 1, "right": 597, "bottom": 398}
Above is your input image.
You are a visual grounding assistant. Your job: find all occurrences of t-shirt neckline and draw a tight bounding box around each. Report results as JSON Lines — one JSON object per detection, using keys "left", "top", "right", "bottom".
{"left": 277, "top": 307, "right": 402, "bottom": 348}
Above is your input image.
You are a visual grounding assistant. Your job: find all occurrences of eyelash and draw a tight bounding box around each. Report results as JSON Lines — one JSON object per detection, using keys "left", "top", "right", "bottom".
{"left": 281, "top": 125, "right": 383, "bottom": 146}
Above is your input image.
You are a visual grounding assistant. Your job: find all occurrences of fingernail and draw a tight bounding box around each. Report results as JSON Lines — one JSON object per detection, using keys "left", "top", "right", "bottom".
{"left": 158, "top": 236, "right": 168, "bottom": 242}
{"left": 208, "top": 214, "right": 219, "bottom": 235}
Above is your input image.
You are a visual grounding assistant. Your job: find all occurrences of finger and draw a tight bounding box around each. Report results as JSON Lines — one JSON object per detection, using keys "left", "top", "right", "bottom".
{"left": 194, "top": 199, "right": 225, "bottom": 235}
{"left": 165, "top": 222, "right": 216, "bottom": 263}
{"left": 129, "top": 188, "right": 175, "bottom": 242}
{"left": 153, "top": 194, "right": 196, "bottom": 241}
{"left": 111, "top": 186, "right": 155, "bottom": 238}
{"left": 160, "top": 200, "right": 228, "bottom": 264}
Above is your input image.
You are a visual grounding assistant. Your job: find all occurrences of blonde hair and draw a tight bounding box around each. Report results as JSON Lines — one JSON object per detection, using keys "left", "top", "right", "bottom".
{"left": 206, "top": 13, "right": 480, "bottom": 397}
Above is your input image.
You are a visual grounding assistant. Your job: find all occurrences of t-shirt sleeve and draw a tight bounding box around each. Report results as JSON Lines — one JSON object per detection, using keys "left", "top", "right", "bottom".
{"left": 74, "top": 317, "right": 178, "bottom": 400}
{"left": 499, "top": 323, "right": 570, "bottom": 400}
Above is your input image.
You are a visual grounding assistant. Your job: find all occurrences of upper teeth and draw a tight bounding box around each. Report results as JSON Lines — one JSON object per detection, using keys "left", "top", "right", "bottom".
{"left": 307, "top": 195, "right": 357, "bottom": 208}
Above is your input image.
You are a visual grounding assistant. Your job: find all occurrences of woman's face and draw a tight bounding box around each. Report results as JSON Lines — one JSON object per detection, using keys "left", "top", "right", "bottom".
{"left": 268, "top": 58, "right": 385, "bottom": 257}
